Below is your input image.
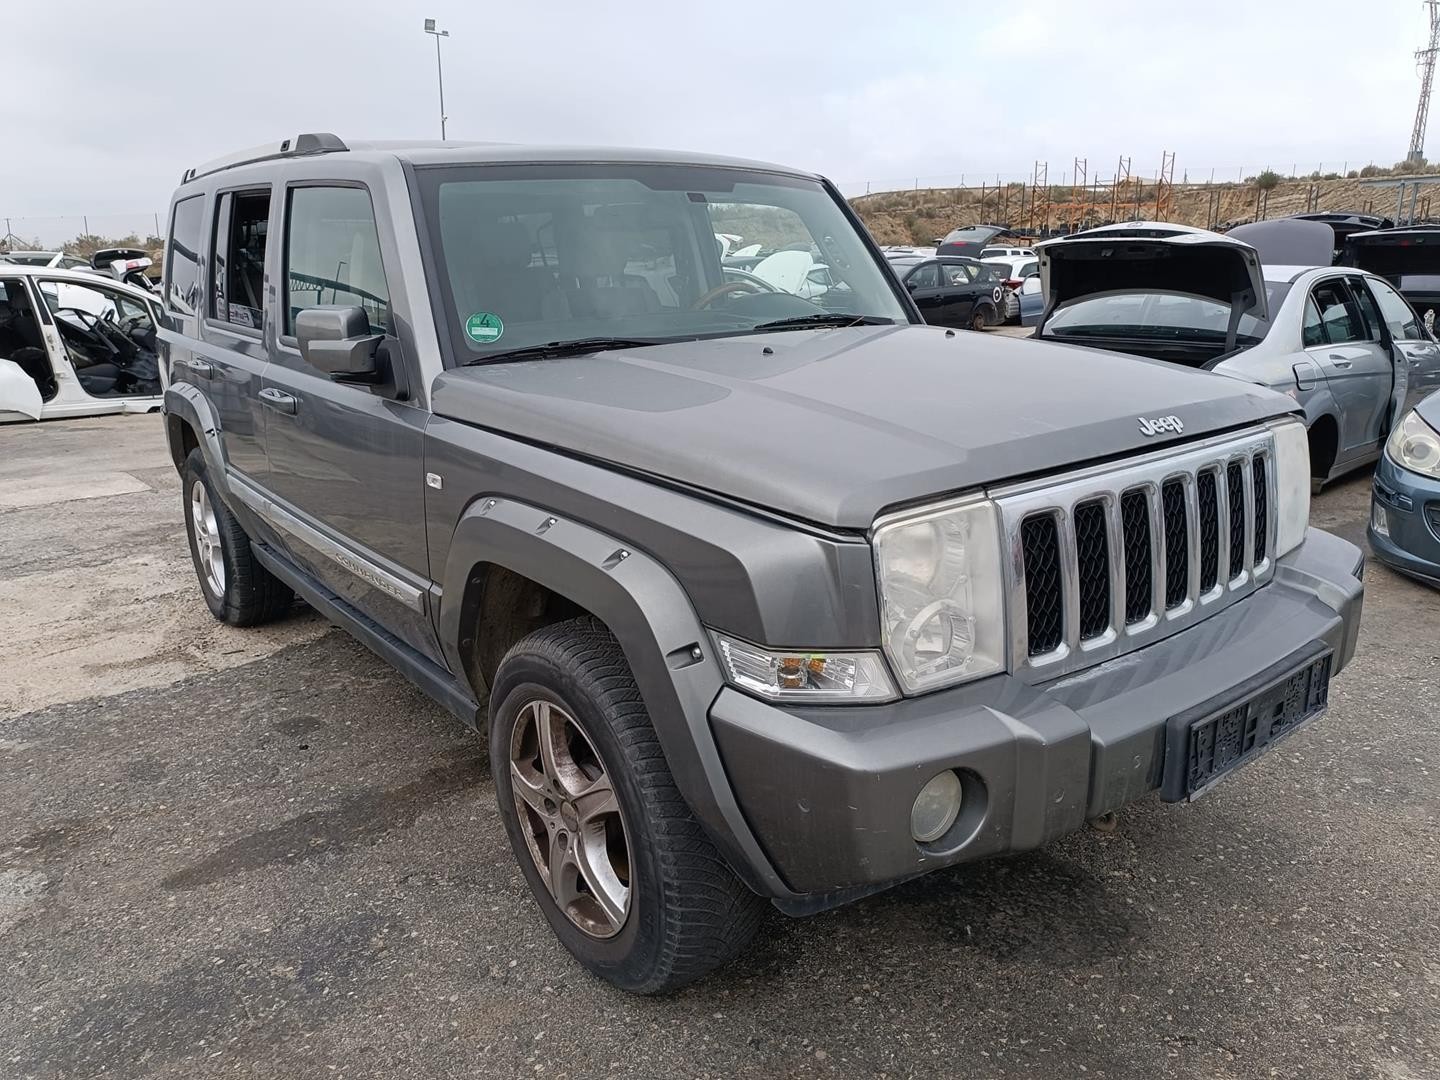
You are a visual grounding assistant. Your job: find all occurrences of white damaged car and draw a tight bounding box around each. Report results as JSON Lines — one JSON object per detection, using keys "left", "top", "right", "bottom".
{"left": 0, "top": 264, "right": 165, "bottom": 422}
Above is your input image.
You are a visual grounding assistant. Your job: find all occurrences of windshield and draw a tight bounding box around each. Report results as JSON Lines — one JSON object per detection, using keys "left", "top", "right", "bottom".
{"left": 416, "top": 163, "right": 910, "bottom": 361}
{"left": 1045, "top": 286, "right": 1280, "bottom": 342}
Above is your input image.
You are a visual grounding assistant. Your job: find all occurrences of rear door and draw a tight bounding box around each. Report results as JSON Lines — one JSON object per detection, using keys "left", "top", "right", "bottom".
{"left": 939, "top": 260, "right": 981, "bottom": 324}
{"left": 259, "top": 180, "right": 438, "bottom": 661}
{"left": 197, "top": 186, "right": 273, "bottom": 483}
{"left": 1305, "top": 277, "right": 1392, "bottom": 460}
{"left": 1362, "top": 275, "right": 1440, "bottom": 418}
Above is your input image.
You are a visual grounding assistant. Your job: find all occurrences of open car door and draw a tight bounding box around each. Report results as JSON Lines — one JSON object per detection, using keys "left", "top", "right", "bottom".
{"left": 0, "top": 358, "right": 43, "bottom": 419}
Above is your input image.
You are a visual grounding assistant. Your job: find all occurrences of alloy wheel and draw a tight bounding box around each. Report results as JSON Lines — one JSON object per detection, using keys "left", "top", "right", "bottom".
{"left": 509, "top": 698, "right": 632, "bottom": 938}
{"left": 190, "top": 480, "right": 226, "bottom": 598}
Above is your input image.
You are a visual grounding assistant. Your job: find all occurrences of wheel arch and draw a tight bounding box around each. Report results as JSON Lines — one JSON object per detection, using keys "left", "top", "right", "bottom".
{"left": 438, "top": 495, "right": 790, "bottom": 898}
{"left": 163, "top": 383, "right": 226, "bottom": 489}
{"left": 1307, "top": 410, "right": 1341, "bottom": 480}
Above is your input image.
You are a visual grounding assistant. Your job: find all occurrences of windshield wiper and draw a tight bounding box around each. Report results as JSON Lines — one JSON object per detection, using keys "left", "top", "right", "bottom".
{"left": 463, "top": 337, "right": 671, "bottom": 367}
{"left": 749, "top": 313, "right": 896, "bottom": 333}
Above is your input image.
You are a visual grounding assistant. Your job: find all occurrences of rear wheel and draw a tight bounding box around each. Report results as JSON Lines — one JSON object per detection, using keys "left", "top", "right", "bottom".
{"left": 490, "top": 617, "right": 765, "bottom": 993}
{"left": 181, "top": 448, "right": 293, "bottom": 626}
{"left": 969, "top": 305, "right": 991, "bottom": 332}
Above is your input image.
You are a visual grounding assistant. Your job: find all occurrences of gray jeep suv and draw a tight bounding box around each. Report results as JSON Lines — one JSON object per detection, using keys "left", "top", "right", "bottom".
{"left": 160, "top": 134, "right": 1365, "bottom": 993}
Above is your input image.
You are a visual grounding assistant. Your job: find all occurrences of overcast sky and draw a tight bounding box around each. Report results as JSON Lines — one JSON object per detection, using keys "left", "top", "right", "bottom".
{"left": 3, "top": 0, "right": 1436, "bottom": 239}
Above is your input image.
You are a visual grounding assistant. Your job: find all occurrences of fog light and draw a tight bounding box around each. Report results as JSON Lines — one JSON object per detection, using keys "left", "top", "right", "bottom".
{"left": 1371, "top": 501, "right": 1390, "bottom": 539}
{"left": 910, "top": 771, "right": 963, "bottom": 843}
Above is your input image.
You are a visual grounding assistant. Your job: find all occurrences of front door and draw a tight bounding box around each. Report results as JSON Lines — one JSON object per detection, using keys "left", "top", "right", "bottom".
{"left": 259, "top": 182, "right": 439, "bottom": 661}
{"left": 904, "top": 261, "right": 949, "bottom": 325}
{"left": 1305, "top": 278, "right": 1393, "bottom": 461}
{"left": 32, "top": 275, "right": 163, "bottom": 405}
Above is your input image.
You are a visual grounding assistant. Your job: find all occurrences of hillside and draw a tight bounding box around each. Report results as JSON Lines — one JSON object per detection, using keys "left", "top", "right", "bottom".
{"left": 850, "top": 174, "right": 1426, "bottom": 245}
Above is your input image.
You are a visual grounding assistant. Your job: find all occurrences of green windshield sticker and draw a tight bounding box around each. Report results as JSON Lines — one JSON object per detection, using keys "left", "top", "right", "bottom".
{"left": 464, "top": 312, "right": 504, "bottom": 344}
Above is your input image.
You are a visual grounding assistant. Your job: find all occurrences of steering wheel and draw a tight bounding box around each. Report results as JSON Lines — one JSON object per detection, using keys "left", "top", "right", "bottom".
{"left": 56, "top": 307, "right": 123, "bottom": 356}
{"left": 691, "top": 280, "right": 765, "bottom": 310}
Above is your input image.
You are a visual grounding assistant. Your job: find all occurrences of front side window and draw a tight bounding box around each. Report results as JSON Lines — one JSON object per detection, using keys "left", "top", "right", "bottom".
{"left": 416, "top": 163, "right": 908, "bottom": 361}
{"left": 35, "top": 278, "right": 160, "bottom": 398}
{"left": 1366, "top": 276, "right": 1425, "bottom": 341}
{"left": 1311, "top": 281, "right": 1363, "bottom": 345}
{"left": 906, "top": 262, "right": 939, "bottom": 289}
{"left": 211, "top": 189, "right": 270, "bottom": 330}
{"left": 166, "top": 195, "right": 204, "bottom": 317}
{"left": 284, "top": 186, "right": 391, "bottom": 335}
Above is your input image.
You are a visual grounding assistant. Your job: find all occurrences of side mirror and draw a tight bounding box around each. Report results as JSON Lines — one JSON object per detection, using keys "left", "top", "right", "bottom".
{"left": 905, "top": 279, "right": 918, "bottom": 292}
{"left": 295, "top": 305, "right": 382, "bottom": 377}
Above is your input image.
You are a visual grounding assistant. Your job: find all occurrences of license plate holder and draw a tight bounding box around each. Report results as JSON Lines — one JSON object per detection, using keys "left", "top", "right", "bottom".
{"left": 1160, "top": 642, "right": 1334, "bottom": 802}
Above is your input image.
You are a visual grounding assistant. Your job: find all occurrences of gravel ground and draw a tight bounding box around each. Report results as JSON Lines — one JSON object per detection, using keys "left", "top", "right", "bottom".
{"left": 1, "top": 414, "right": 1437, "bottom": 1080}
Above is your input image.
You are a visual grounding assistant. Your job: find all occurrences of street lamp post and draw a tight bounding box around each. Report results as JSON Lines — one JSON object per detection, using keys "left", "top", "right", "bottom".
{"left": 423, "top": 18, "right": 450, "bottom": 140}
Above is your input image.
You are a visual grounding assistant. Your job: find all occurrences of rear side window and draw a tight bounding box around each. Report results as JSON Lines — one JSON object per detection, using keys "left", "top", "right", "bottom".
{"left": 283, "top": 186, "right": 391, "bottom": 335}
{"left": 1366, "top": 277, "right": 1425, "bottom": 341}
{"left": 165, "top": 195, "right": 204, "bottom": 316}
{"left": 943, "top": 263, "right": 976, "bottom": 285}
{"left": 211, "top": 189, "right": 270, "bottom": 330}
{"left": 1018, "top": 260, "right": 1038, "bottom": 278}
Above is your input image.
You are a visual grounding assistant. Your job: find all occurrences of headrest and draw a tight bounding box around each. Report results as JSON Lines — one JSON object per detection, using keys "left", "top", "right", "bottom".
{"left": 479, "top": 221, "right": 534, "bottom": 269}
{"left": 571, "top": 228, "right": 629, "bottom": 280}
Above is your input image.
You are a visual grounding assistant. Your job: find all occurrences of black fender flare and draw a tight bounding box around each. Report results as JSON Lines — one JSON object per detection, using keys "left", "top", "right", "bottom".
{"left": 438, "top": 495, "right": 792, "bottom": 898}
{"left": 163, "top": 383, "right": 228, "bottom": 495}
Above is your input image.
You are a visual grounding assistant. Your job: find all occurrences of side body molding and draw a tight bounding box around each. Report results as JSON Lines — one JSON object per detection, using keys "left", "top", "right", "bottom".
{"left": 438, "top": 495, "right": 792, "bottom": 898}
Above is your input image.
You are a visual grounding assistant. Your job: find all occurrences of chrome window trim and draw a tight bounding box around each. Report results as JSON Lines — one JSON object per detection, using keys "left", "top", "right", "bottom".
{"left": 993, "top": 427, "right": 1277, "bottom": 684}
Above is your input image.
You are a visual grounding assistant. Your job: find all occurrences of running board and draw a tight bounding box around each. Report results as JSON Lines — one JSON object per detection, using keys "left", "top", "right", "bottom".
{"left": 251, "top": 541, "right": 483, "bottom": 729}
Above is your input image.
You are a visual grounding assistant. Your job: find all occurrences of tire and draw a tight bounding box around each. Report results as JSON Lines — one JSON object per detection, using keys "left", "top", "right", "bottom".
{"left": 969, "top": 305, "right": 991, "bottom": 332}
{"left": 490, "top": 616, "right": 765, "bottom": 993}
{"left": 181, "top": 448, "right": 293, "bottom": 626}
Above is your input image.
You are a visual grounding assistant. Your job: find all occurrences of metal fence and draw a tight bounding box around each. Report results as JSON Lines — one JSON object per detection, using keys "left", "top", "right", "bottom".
{"left": 1, "top": 214, "right": 166, "bottom": 250}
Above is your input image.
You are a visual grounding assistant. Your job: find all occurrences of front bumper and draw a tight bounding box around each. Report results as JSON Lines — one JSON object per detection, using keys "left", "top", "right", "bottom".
{"left": 1369, "top": 454, "right": 1440, "bottom": 587}
{"left": 709, "top": 527, "right": 1364, "bottom": 902}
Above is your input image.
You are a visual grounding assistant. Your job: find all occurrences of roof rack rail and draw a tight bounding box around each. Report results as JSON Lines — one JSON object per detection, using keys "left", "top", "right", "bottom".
{"left": 181, "top": 133, "right": 348, "bottom": 184}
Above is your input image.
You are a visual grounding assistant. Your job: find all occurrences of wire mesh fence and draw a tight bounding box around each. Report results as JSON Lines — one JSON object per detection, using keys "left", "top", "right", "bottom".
{"left": 1, "top": 214, "right": 166, "bottom": 251}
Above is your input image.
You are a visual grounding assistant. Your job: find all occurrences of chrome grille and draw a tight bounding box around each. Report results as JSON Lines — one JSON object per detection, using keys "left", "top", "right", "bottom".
{"left": 998, "top": 428, "right": 1277, "bottom": 681}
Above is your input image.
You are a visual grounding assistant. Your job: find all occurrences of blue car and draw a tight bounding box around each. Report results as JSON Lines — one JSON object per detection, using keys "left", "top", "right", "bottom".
{"left": 1369, "top": 390, "right": 1440, "bottom": 586}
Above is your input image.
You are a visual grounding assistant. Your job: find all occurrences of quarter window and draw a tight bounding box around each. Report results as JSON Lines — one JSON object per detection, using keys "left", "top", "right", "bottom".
{"left": 165, "top": 195, "right": 204, "bottom": 317}
{"left": 211, "top": 189, "right": 270, "bottom": 330}
{"left": 1366, "top": 277, "right": 1426, "bottom": 341}
{"left": 283, "top": 186, "right": 391, "bottom": 335}
{"left": 1301, "top": 297, "right": 1325, "bottom": 347}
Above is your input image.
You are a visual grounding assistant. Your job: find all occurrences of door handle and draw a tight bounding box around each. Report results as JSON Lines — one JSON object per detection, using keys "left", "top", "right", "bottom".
{"left": 258, "top": 388, "right": 298, "bottom": 414}
{"left": 181, "top": 357, "right": 214, "bottom": 378}
{"left": 1327, "top": 354, "right": 1352, "bottom": 367}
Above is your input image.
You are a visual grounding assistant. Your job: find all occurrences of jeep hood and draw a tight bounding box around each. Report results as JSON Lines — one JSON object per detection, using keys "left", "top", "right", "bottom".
{"left": 431, "top": 326, "right": 1294, "bottom": 529}
{"left": 1036, "top": 223, "right": 1266, "bottom": 319}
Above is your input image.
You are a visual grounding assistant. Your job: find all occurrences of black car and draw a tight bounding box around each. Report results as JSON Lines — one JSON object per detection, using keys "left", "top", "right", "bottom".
{"left": 889, "top": 254, "right": 1004, "bottom": 331}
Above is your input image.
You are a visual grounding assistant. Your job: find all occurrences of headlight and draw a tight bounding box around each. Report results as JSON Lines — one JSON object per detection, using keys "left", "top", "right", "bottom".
{"left": 1386, "top": 408, "right": 1440, "bottom": 478}
{"left": 713, "top": 634, "right": 898, "bottom": 703}
{"left": 1268, "top": 417, "right": 1310, "bottom": 558}
{"left": 873, "top": 497, "right": 1006, "bottom": 694}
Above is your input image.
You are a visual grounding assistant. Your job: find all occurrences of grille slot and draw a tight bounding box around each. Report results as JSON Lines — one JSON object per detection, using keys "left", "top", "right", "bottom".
{"left": 1073, "top": 501, "right": 1111, "bottom": 640}
{"left": 1120, "top": 489, "right": 1152, "bottom": 624}
{"left": 1000, "top": 429, "right": 1277, "bottom": 682}
{"left": 1161, "top": 479, "right": 1188, "bottom": 609}
{"left": 1021, "top": 514, "right": 1063, "bottom": 656}
{"left": 1253, "top": 456, "right": 1268, "bottom": 564}
{"left": 1226, "top": 463, "right": 1245, "bottom": 580}
{"left": 1197, "top": 470, "right": 1220, "bottom": 592}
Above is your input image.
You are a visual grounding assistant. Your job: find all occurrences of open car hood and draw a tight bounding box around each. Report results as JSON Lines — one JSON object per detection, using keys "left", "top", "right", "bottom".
{"left": 1227, "top": 218, "right": 1335, "bottom": 269}
{"left": 1036, "top": 222, "right": 1267, "bottom": 321}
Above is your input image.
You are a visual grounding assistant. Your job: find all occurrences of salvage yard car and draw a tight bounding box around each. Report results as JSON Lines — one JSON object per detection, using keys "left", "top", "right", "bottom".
{"left": 1369, "top": 388, "right": 1440, "bottom": 586}
{"left": 885, "top": 251, "right": 1004, "bottom": 330}
{"left": 1033, "top": 222, "right": 1440, "bottom": 489}
{"left": 0, "top": 263, "right": 164, "bottom": 422}
{"left": 161, "top": 135, "right": 1364, "bottom": 994}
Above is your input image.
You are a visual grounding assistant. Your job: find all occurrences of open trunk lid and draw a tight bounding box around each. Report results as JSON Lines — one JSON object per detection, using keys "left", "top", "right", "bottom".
{"left": 1227, "top": 218, "right": 1336, "bottom": 269}
{"left": 1346, "top": 226, "right": 1440, "bottom": 310}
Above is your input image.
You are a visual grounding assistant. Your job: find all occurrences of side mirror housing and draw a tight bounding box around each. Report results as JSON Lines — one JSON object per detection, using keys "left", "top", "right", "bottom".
{"left": 295, "top": 305, "right": 382, "bottom": 377}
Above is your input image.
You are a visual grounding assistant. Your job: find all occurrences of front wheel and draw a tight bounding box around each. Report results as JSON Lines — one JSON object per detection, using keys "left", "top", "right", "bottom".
{"left": 490, "top": 617, "right": 765, "bottom": 993}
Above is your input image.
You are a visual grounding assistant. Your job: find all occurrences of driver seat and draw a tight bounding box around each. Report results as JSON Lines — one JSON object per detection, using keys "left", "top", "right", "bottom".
{"left": 561, "top": 226, "right": 661, "bottom": 320}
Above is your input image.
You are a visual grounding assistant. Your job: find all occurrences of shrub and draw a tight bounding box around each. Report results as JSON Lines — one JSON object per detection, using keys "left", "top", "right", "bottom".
{"left": 1256, "top": 170, "right": 1282, "bottom": 191}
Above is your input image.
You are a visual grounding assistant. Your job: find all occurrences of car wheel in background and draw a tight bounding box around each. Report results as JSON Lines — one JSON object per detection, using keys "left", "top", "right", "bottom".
{"left": 181, "top": 448, "right": 294, "bottom": 626}
{"left": 970, "top": 306, "right": 992, "bottom": 332}
{"left": 490, "top": 616, "right": 766, "bottom": 994}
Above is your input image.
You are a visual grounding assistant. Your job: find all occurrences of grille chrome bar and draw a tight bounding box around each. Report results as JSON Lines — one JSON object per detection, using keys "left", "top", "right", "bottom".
{"left": 997, "top": 428, "right": 1277, "bottom": 683}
